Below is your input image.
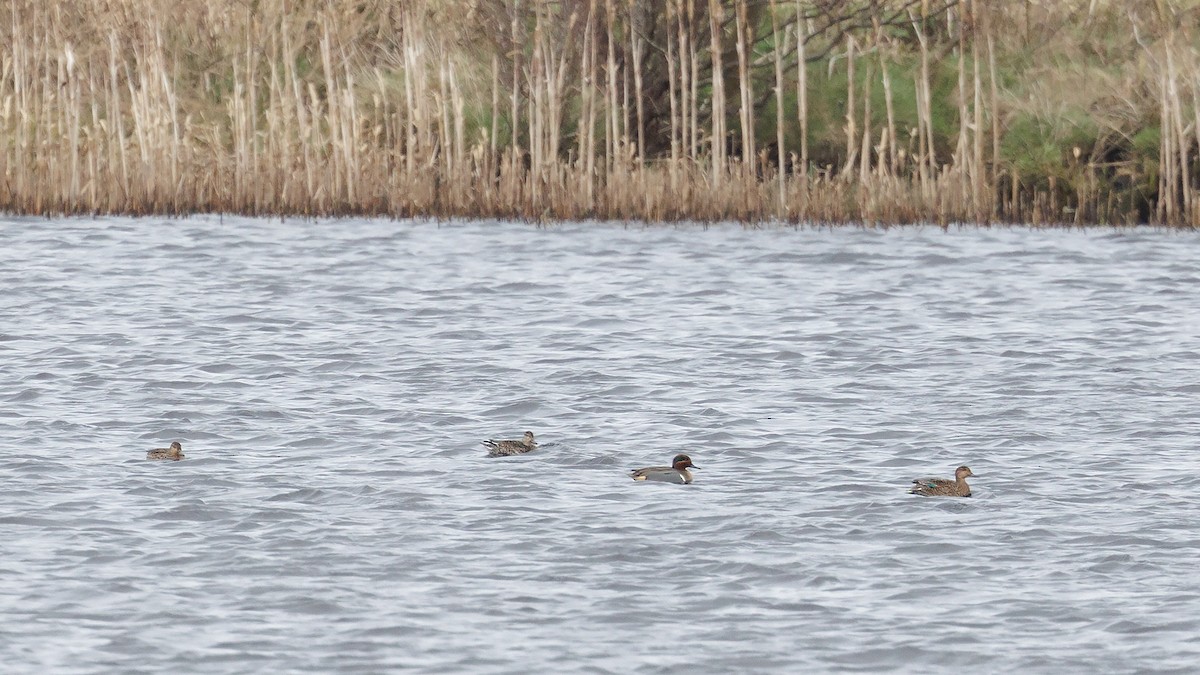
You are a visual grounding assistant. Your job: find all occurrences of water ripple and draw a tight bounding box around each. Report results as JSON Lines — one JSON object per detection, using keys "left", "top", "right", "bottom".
{"left": 1, "top": 218, "right": 1199, "bottom": 672}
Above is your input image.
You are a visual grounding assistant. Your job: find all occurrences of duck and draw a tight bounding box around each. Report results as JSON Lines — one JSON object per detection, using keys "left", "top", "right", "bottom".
{"left": 909, "top": 465, "right": 975, "bottom": 497}
{"left": 630, "top": 454, "right": 697, "bottom": 484}
{"left": 483, "top": 431, "right": 538, "bottom": 457}
{"left": 147, "top": 441, "right": 185, "bottom": 461}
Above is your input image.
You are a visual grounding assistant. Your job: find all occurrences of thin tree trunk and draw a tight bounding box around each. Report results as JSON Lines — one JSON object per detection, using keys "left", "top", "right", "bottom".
{"left": 844, "top": 35, "right": 857, "bottom": 177}
{"left": 771, "top": 0, "right": 785, "bottom": 210}
{"left": 708, "top": 0, "right": 726, "bottom": 180}
{"left": 631, "top": 1, "right": 645, "bottom": 167}
{"left": 796, "top": 5, "right": 808, "bottom": 180}
{"left": 735, "top": 0, "right": 754, "bottom": 170}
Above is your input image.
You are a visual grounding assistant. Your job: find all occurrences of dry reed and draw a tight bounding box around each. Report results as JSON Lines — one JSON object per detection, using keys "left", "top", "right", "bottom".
{"left": 1, "top": 0, "right": 1197, "bottom": 225}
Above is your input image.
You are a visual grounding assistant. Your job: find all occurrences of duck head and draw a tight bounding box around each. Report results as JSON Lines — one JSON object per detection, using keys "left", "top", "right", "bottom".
{"left": 672, "top": 454, "right": 697, "bottom": 470}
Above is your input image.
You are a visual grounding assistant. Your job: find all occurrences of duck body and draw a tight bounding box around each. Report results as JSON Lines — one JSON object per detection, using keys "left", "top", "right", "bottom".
{"left": 483, "top": 431, "right": 538, "bottom": 457}
{"left": 630, "top": 454, "right": 697, "bottom": 484}
{"left": 909, "top": 465, "right": 974, "bottom": 497}
{"left": 147, "top": 441, "right": 185, "bottom": 461}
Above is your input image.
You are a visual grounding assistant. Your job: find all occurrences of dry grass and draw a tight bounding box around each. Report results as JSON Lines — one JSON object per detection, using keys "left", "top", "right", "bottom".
{"left": 0, "top": 0, "right": 1197, "bottom": 225}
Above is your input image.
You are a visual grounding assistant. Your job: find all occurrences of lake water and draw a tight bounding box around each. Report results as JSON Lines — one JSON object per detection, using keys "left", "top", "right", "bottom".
{"left": 1, "top": 217, "right": 1198, "bottom": 673}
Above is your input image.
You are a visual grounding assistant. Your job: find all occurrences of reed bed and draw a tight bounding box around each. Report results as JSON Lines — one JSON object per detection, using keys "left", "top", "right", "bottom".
{"left": 1, "top": 0, "right": 1198, "bottom": 225}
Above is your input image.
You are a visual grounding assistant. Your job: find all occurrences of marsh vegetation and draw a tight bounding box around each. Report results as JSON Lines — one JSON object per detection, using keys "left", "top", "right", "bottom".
{"left": 2, "top": 0, "right": 1198, "bottom": 224}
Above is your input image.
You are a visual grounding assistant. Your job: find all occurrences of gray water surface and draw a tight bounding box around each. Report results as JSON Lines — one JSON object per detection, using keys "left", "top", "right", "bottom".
{"left": 1, "top": 217, "right": 1199, "bottom": 673}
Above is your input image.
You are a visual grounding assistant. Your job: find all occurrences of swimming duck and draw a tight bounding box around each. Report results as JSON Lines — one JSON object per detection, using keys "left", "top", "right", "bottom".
{"left": 630, "top": 454, "right": 697, "bottom": 484}
{"left": 147, "top": 441, "right": 185, "bottom": 461}
{"left": 483, "top": 431, "right": 538, "bottom": 457}
{"left": 909, "top": 465, "right": 975, "bottom": 497}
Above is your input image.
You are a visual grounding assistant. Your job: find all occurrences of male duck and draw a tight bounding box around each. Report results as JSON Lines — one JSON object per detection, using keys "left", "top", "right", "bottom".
{"left": 147, "top": 441, "right": 185, "bottom": 461}
{"left": 630, "top": 454, "right": 697, "bottom": 484}
{"left": 909, "top": 465, "right": 975, "bottom": 497}
{"left": 483, "top": 431, "right": 538, "bottom": 457}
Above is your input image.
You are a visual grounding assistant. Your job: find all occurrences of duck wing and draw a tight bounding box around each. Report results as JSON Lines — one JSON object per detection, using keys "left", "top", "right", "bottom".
{"left": 911, "top": 477, "right": 954, "bottom": 489}
{"left": 629, "top": 465, "right": 671, "bottom": 479}
{"left": 909, "top": 477, "right": 969, "bottom": 496}
{"left": 631, "top": 466, "right": 691, "bottom": 483}
{"left": 483, "top": 439, "right": 533, "bottom": 456}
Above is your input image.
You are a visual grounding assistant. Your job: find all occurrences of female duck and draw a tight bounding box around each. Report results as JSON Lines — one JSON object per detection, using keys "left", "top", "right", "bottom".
{"left": 483, "top": 431, "right": 538, "bottom": 457}
{"left": 147, "top": 441, "right": 185, "bottom": 461}
{"left": 909, "top": 465, "right": 975, "bottom": 497}
{"left": 630, "top": 454, "right": 697, "bottom": 485}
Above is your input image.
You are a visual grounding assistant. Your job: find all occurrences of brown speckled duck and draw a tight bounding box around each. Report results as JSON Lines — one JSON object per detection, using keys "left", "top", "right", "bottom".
{"left": 630, "top": 454, "right": 697, "bottom": 485}
{"left": 483, "top": 431, "right": 538, "bottom": 457}
{"left": 909, "top": 465, "right": 975, "bottom": 497}
{"left": 147, "top": 441, "right": 185, "bottom": 461}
